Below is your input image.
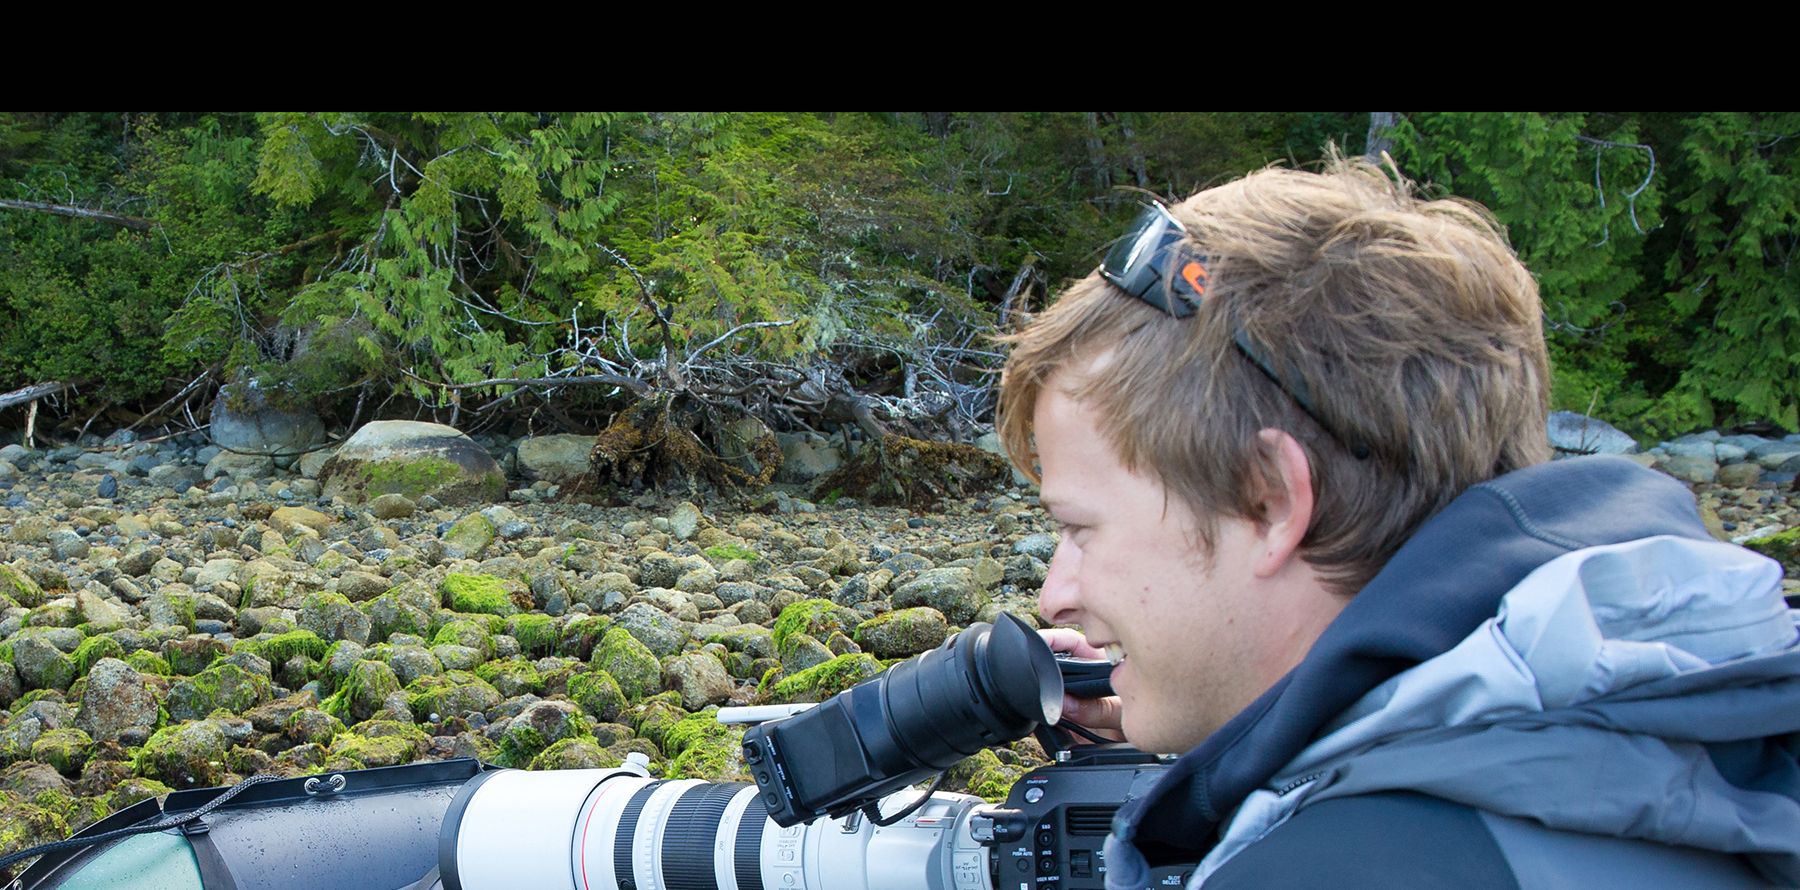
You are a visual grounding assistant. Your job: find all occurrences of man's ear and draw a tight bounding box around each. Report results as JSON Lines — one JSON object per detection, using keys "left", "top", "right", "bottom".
{"left": 1251, "top": 429, "right": 1315, "bottom": 579}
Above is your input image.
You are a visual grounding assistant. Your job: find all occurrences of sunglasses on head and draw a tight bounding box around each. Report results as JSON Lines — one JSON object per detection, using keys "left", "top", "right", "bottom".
{"left": 1099, "top": 202, "right": 1371, "bottom": 460}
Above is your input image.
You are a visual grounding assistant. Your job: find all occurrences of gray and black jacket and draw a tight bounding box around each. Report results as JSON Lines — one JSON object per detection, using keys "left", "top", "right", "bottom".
{"left": 1101, "top": 457, "right": 1800, "bottom": 888}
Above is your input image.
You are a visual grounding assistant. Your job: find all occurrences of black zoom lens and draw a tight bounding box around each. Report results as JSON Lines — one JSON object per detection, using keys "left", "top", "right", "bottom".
{"left": 744, "top": 612, "right": 1061, "bottom": 826}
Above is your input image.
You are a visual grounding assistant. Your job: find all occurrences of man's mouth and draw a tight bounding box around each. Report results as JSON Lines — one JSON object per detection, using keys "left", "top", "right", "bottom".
{"left": 1104, "top": 643, "right": 1126, "bottom": 666}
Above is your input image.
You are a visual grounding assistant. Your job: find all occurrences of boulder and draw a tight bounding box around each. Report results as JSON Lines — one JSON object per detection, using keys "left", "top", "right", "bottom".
{"left": 514, "top": 434, "right": 596, "bottom": 483}
{"left": 891, "top": 567, "right": 990, "bottom": 625}
{"left": 663, "top": 654, "right": 734, "bottom": 710}
{"left": 1547, "top": 412, "right": 1638, "bottom": 455}
{"left": 774, "top": 433, "right": 843, "bottom": 483}
{"left": 74, "top": 658, "right": 160, "bottom": 744}
{"left": 210, "top": 380, "right": 326, "bottom": 458}
{"left": 320, "top": 421, "right": 505, "bottom": 506}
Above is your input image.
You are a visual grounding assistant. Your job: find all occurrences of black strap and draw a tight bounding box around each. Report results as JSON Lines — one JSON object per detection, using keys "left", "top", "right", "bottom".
{"left": 181, "top": 820, "right": 239, "bottom": 890}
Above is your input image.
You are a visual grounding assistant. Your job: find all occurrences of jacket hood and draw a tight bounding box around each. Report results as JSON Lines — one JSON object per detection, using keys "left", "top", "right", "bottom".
{"left": 1103, "top": 456, "right": 1742, "bottom": 884}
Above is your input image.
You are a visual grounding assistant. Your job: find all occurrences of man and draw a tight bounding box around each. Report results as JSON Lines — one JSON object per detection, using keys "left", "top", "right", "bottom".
{"left": 997, "top": 158, "right": 1800, "bottom": 887}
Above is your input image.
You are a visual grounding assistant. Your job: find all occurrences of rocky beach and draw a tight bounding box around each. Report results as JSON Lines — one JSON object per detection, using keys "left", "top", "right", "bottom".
{"left": 0, "top": 415, "right": 1795, "bottom": 860}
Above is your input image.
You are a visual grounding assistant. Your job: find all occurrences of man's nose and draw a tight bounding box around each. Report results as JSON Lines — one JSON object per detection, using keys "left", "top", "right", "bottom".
{"left": 1037, "top": 537, "right": 1081, "bottom": 625}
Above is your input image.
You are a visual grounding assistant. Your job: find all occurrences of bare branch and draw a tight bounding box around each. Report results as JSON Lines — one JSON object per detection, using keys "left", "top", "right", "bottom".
{"left": 0, "top": 198, "right": 154, "bottom": 231}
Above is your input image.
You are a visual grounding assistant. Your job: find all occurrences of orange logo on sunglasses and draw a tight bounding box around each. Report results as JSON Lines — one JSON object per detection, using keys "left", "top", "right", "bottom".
{"left": 1181, "top": 260, "right": 1209, "bottom": 295}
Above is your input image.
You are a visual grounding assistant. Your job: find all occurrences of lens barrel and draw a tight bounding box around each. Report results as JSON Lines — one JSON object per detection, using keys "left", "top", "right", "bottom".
{"left": 745, "top": 612, "right": 1062, "bottom": 826}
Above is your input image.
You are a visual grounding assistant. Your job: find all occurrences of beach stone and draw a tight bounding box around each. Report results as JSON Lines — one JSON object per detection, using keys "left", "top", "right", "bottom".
{"left": 339, "top": 571, "right": 390, "bottom": 602}
{"left": 669, "top": 502, "right": 703, "bottom": 542}
{"left": 137, "top": 718, "right": 232, "bottom": 788}
{"left": 370, "top": 494, "right": 416, "bottom": 520}
{"left": 74, "top": 658, "right": 160, "bottom": 744}
{"left": 1547, "top": 411, "right": 1638, "bottom": 455}
{"left": 615, "top": 603, "right": 685, "bottom": 657}
{"left": 13, "top": 633, "right": 76, "bottom": 691}
{"left": 46, "top": 531, "right": 89, "bottom": 562}
{"left": 270, "top": 506, "right": 334, "bottom": 537}
{"left": 1717, "top": 462, "right": 1764, "bottom": 488}
{"left": 204, "top": 450, "right": 275, "bottom": 481}
{"left": 148, "top": 464, "right": 205, "bottom": 492}
{"left": 1660, "top": 454, "right": 1719, "bottom": 484}
{"left": 320, "top": 421, "right": 505, "bottom": 506}
{"left": 441, "top": 513, "right": 497, "bottom": 561}
{"left": 515, "top": 434, "right": 595, "bottom": 483}
{"left": 300, "top": 592, "right": 372, "bottom": 645}
{"left": 593, "top": 627, "right": 661, "bottom": 701}
{"left": 663, "top": 653, "right": 733, "bottom": 709}
{"left": 498, "top": 699, "right": 589, "bottom": 767}
{"left": 891, "top": 567, "right": 989, "bottom": 625}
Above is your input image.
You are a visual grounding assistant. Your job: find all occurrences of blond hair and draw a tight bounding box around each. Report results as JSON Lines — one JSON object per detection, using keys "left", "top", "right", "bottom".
{"left": 998, "top": 158, "right": 1550, "bottom": 592}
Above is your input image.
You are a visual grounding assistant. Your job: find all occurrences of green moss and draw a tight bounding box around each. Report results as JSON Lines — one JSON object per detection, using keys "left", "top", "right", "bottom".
{"left": 360, "top": 456, "right": 461, "bottom": 497}
{"left": 71, "top": 635, "right": 126, "bottom": 676}
{"left": 947, "top": 748, "right": 1027, "bottom": 803}
{"left": 528, "top": 737, "right": 617, "bottom": 771}
{"left": 506, "top": 614, "right": 559, "bottom": 658}
{"left": 771, "top": 599, "right": 856, "bottom": 649}
{"left": 0, "top": 789, "right": 68, "bottom": 855}
{"left": 325, "top": 720, "right": 430, "bottom": 770}
{"left": 441, "top": 573, "right": 519, "bottom": 616}
{"left": 1745, "top": 527, "right": 1800, "bottom": 575}
{"left": 474, "top": 657, "right": 543, "bottom": 697}
{"left": 431, "top": 618, "right": 494, "bottom": 657}
{"left": 703, "top": 543, "right": 760, "bottom": 562}
{"left": 236, "top": 629, "right": 331, "bottom": 665}
{"left": 404, "top": 670, "right": 502, "bottom": 721}
{"left": 320, "top": 660, "right": 401, "bottom": 724}
{"left": 123, "top": 649, "right": 171, "bottom": 676}
{"left": 627, "top": 692, "right": 689, "bottom": 751}
{"left": 557, "top": 615, "right": 613, "bottom": 660}
{"left": 769, "top": 653, "right": 881, "bottom": 703}
{"left": 567, "top": 670, "right": 626, "bottom": 722}
{"left": 11, "top": 689, "right": 59, "bottom": 715}
{"left": 104, "top": 776, "right": 174, "bottom": 811}
{"left": 0, "top": 565, "right": 46, "bottom": 608}
{"left": 593, "top": 627, "right": 661, "bottom": 702}
{"left": 30, "top": 727, "right": 95, "bottom": 777}
{"left": 167, "top": 662, "right": 272, "bottom": 721}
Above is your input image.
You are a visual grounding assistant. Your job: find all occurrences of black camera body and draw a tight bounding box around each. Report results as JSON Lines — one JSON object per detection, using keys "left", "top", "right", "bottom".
{"left": 976, "top": 747, "right": 1193, "bottom": 890}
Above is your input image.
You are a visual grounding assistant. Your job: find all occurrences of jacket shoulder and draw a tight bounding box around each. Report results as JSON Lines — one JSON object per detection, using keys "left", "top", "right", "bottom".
{"left": 1200, "top": 792, "right": 1518, "bottom": 889}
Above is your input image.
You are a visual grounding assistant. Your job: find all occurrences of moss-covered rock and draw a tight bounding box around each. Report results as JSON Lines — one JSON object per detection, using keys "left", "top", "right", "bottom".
{"left": 162, "top": 636, "right": 228, "bottom": 676}
{"left": 662, "top": 653, "right": 734, "bottom": 710}
{"left": 325, "top": 720, "right": 431, "bottom": 770}
{"left": 236, "top": 629, "right": 332, "bottom": 666}
{"left": 123, "top": 649, "right": 170, "bottom": 676}
{"left": 442, "top": 513, "right": 498, "bottom": 561}
{"left": 103, "top": 776, "right": 173, "bottom": 811}
{"left": 9, "top": 630, "right": 77, "bottom": 692}
{"left": 557, "top": 615, "right": 613, "bottom": 660}
{"left": 593, "top": 627, "right": 661, "bottom": 702}
{"left": 0, "top": 788, "right": 70, "bottom": 859}
{"left": 364, "top": 592, "right": 433, "bottom": 642}
{"left": 431, "top": 619, "right": 494, "bottom": 660}
{"left": 440, "top": 574, "right": 523, "bottom": 617}
{"left": 769, "top": 654, "right": 881, "bottom": 703}
{"left": 497, "top": 700, "right": 590, "bottom": 768}
{"left": 319, "top": 421, "right": 506, "bottom": 506}
{"left": 299, "top": 592, "right": 373, "bottom": 645}
{"left": 944, "top": 747, "right": 1028, "bottom": 803}
{"left": 70, "top": 635, "right": 126, "bottom": 677}
{"left": 853, "top": 607, "right": 950, "bottom": 659}
{"left": 891, "top": 567, "right": 989, "bottom": 625}
{"left": 404, "top": 670, "right": 502, "bottom": 722}
{"left": 74, "top": 658, "right": 160, "bottom": 744}
{"left": 661, "top": 709, "right": 749, "bottom": 781}
{"left": 567, "top": 670, "right": 626, "bottom": 722}
{"left": 1745, "top": 526, "right": 1800, "bottom": 577}
{"left": 707, "top": 625, "right": 775, "bottom": 660}
{"left": 626, "top": 692, "right": 689, "bottom": 752}
{"left": 473, "top": 657, "right": 543, "bottom": 698}
{"left": 284, "top": 708, "right": 345, "bottom": 748}
{"left": 167, "top": 661, "right": 274, "bottom": 722}
{"left": 30, "top": 727, "right": 94, "bottom": 777}
{"left": 777, "top": 632, "right": 834, "bottom": 675}
{"left": 0, "top": 565, "right": 46, "bottom": 609}
{"left": 527, "top": 737, "right": 616, "bottom": 771}
{"left": 136, "top": 719, "right": 231, "bottom": 788}
{"left": 506, "top": 614, "right": 559, "bottom": 658}
{"left": 321, "top": 660, "right": 402, "bottom": 724}
{"left": 770, "top": 598, "right": 860, "bottom": 650}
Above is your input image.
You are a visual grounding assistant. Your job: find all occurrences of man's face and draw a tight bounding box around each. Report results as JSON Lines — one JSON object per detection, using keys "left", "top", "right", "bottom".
{"left": 1033, "top": 370, "right": 1314, "bottom": 754}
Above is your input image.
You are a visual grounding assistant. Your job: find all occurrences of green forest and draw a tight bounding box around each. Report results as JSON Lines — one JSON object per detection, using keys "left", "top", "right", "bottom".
{"left": 3, "top": 112, "right": 1797, "bottom": 443}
